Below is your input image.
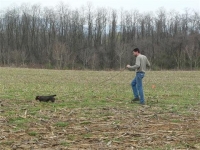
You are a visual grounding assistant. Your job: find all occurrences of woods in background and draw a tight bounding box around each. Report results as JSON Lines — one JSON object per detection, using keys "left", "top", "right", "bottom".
{"left": 0, "top": 3, "right": 199, "bottom": 70}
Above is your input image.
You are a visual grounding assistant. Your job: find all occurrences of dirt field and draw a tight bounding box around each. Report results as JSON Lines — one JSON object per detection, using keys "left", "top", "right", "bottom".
{"left": 1, "top": 100, "right": 200, "bottom": 149}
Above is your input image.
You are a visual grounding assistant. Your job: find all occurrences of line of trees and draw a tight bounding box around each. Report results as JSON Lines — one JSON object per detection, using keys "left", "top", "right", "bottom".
{"left": 0, "top": 3, "right": 200, "bottom": 70}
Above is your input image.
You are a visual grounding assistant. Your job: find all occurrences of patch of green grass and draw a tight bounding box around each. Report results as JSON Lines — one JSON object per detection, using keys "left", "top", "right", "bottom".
{"left": 83, "top": 133, "right": 93, "bottom": 138}
{"left": 171, "top": 119, "right": 182, "bottom": 123}
{"left": 54, "top": 122, "right": 69, "bottom": 127}
{"left": 1, "top": 68, "right": 198, "bottom": 111}
{"left": 8, "top": 117, "right": 29, "bottom": 127}
{"left": 60, "top": 141, "right": 69, "bottom": 146}
{"left": 80, "top": 121, "right": 91, "bottom": 125}
{"left": 28, "top": 131, "right": 38, "bottom": 136}
{"left": 29, "top": 111, "right": 37, "bottom": 115}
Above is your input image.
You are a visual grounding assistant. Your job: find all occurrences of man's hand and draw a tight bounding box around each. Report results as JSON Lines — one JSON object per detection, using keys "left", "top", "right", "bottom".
{"left": 126, "top": 64, "right": 131, "bottom": 68}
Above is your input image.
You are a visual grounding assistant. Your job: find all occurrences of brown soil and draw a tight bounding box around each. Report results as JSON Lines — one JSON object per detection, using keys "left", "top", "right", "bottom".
{"left": 0, "top": 101, "right": 200, "bottom": 150}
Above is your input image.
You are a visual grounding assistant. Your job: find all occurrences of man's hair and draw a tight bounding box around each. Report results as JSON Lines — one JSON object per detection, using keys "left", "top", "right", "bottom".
{"left": 133, "top": 48, "right": 140, "bottom": 53}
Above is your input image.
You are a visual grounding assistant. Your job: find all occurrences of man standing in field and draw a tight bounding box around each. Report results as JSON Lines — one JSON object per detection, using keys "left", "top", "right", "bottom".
{"left": 126, "top": 48, "right": 150, "bottom": 105}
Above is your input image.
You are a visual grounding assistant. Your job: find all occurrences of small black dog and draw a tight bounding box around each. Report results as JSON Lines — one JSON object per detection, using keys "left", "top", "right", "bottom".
{"left": 35, "top": 95, "right": 56, "bottom": 102}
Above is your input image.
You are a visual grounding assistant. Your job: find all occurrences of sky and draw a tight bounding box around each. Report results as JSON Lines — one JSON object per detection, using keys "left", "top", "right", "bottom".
{"left": 0, "top": 0, "right": 200, "bottom": 13}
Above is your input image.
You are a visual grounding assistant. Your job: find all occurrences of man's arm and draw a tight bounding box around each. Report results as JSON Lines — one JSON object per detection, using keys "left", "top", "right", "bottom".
{"left": 146, "top": 58, "right": 150, "bottom": 67}
{"left": 126, "top": 57, "right": 140, "bottom": 70}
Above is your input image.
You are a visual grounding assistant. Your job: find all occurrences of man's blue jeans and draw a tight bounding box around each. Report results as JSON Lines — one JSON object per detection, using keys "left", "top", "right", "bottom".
{"left": 131, "top": 72, "right": 145, "bottom": 104}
